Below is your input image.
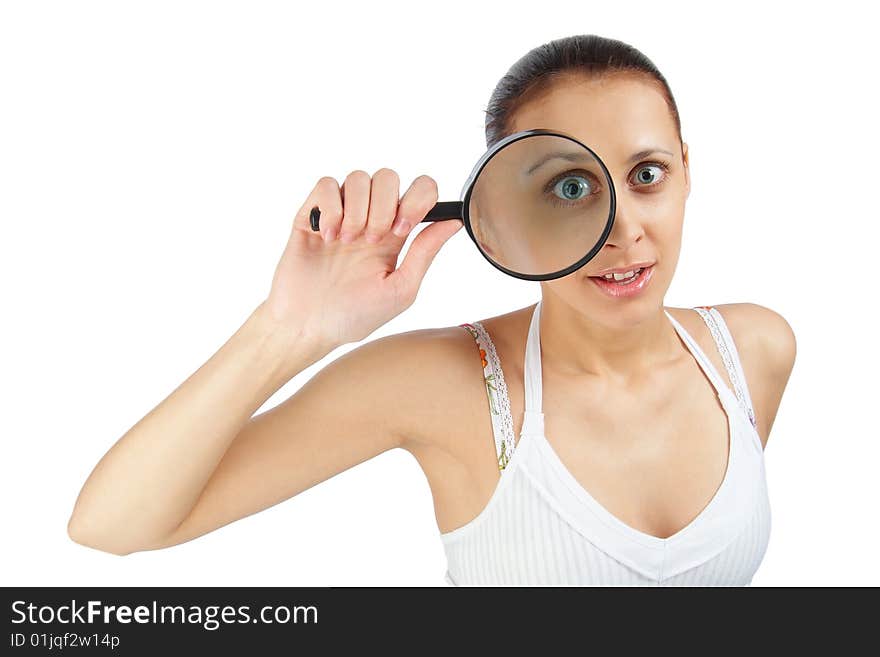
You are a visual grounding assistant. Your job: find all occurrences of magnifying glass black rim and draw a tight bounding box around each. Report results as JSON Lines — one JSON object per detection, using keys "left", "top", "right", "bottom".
{"left": 461, "top": 128, "right": 617, "bottom": 282}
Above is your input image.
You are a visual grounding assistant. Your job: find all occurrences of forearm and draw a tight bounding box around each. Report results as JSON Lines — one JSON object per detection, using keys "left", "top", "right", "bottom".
{"left": 67, "top": 302, "right": 335, "bottom": 555}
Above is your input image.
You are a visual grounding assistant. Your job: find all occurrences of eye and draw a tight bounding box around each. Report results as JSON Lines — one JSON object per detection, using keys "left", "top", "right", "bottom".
{"left": 630, "top": 161, "right": 670, "bottom": 188}
{"left": 544, "top": 170, "right": 600, "bottom": 208}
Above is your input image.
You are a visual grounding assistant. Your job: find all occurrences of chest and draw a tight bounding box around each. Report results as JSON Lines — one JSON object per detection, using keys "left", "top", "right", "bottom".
{"left": 538, "top": 364, "right": 731, "bottom": 539}
{"left": 424, "top": 352, "right": 733, "bottom": 540}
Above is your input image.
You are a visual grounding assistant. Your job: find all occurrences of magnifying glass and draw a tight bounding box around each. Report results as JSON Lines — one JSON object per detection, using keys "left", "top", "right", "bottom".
{"left": 309, "top": 128, "right": 617, "bottom": 281}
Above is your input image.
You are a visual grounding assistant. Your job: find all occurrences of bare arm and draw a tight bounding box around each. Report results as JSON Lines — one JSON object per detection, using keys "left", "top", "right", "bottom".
{"left": 66, "top": 304, "right": 335, "bottom": 555}
{"left": 138, "top": 327, "right": 467, "bottom": 553}
{"left": 67, "top": 168, "right": 464, "bottom": 555}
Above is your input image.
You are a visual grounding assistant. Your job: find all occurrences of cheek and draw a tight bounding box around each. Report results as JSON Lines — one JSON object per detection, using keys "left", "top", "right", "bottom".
{"left": 655, "top": 215, "right": 685, "bottom": 277}
{"left": 642, "top": 193, "right": 685, "bottom": 241}
{"left": 641, "top": 197, "right": 685, "bottom": 281}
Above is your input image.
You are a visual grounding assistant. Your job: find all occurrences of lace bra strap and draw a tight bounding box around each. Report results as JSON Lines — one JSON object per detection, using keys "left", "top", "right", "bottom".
{"left": 459, "top": 322, "right": 517, "bottom": 471}
{"left": 693, "top": 306, "right": 757, "bottom": 430}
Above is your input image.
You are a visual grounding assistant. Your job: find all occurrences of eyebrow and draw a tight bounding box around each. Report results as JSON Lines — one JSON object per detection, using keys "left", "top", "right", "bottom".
{"left": 627, "top": 148, "right": 675, "bottom": 165}
{"left": 524, "top": 151, "right": 595, "bottom": 176}
{"left": 525, "top": 147, "right": 676, "bottom": 176}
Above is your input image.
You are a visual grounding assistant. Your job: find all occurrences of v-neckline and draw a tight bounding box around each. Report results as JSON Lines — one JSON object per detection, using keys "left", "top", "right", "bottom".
{"left": 520, "top": 299, "right": 740, "bottom": 549}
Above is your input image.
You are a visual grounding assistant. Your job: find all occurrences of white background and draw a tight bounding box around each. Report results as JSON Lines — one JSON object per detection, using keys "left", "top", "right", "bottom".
{"left": 2, "top": 0, "right": 878, "bottom": 586}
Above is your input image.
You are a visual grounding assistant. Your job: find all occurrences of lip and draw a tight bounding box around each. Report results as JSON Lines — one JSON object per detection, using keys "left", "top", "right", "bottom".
{"left": 587, "top": 264, "right": 656, "bottom": 299}
{"left": 589, "top": 261, "right": 655, "bottom": 276}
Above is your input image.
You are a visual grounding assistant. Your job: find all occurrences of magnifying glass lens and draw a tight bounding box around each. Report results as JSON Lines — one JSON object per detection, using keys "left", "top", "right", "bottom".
{"left": 467, "top": 134, "right": 613, "bottom": 279}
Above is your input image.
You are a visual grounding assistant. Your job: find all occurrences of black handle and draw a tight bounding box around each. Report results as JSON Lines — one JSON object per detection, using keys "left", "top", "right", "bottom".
{"left": 422, "top": 201, "right": 464, "bottom": 222}
{"left": 309, "top": 201, "right": 463, "bottom": 231}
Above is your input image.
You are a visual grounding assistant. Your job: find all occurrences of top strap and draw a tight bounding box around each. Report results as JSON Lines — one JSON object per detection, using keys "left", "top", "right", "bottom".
{"left": 523, "top": 300, "right": 544, "bottom": 414}
{"left": 459, "top": 322, "right": 517, "bottom": 471}
{"left": 693, "top": 306, "right": 757, "bottom": 430}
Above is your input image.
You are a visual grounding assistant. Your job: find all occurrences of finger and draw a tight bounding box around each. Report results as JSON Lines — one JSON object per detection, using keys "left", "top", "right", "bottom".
{"left": 390, "top": 218, "right": 464, "bottom": 303}
{"left": 363, "top": 168, "right": 400, "bottom": 244}
{"left": 338, "top": 170, "right": 371, "bottom": 244}
{"left": 391, "top": 175, "right": 439, "bottom": 239}
{"left": 294, "top": 177, "right": 342, "bottom": 243}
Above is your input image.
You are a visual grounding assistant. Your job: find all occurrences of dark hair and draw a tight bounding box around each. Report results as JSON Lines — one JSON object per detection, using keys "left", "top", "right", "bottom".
{"left": 484, "top": 34, "right": 682, "bottom": 151}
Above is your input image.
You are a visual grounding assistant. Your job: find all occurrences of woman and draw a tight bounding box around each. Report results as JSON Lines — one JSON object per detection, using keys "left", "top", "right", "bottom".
{"left": 67, "top": 34, "right": 796, "bottom": 586}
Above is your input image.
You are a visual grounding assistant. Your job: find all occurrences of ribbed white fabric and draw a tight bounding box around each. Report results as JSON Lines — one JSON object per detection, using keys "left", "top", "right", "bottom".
{"left": 442, "top": 301, "right": 771, "bottom": 586}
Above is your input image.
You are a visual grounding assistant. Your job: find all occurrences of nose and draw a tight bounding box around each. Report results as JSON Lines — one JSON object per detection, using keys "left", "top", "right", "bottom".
{"left": 603, "top": 203, "right": 645, "bottom": 252}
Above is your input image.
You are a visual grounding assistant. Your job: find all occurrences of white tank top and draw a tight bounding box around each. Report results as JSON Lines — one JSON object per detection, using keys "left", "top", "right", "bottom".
{"left": 442, "top": 300, "right": 771, "bottom": 586}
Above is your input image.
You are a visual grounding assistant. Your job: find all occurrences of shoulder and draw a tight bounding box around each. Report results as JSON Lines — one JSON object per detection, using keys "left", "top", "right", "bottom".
{"left": 364, "top": 305, "right": 532, "bottom": 445}
{"left": 347, "top": 323, "right": 478, "bottom": 390}
{"left": 710, "top": 303, "right": 796, "bottom": 447}
{"left": 712, "top": 303, "right": 797, "bottom": 379}
{"left": 355, "top": 304, "right": 530, "bottom": 389}
{"left": 344, "top": 319, "right": 495, "bottom": 449}
{"left": 668, "top": 302, "right": 796, "bottom": 370}
{"left": 666, "top": 303, "right": 795, "bottom": 448}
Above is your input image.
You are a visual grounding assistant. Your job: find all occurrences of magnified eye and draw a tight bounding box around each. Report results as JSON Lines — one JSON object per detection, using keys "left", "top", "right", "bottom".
{"left": 545, "top": 170, "right": 597, "bottom": 207}
{"left": 555, "top": 176, "right": 590, "bottom": 200}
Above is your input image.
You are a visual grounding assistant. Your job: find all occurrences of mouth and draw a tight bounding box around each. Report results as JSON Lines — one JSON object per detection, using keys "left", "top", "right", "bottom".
{"left": 586, "top": 263, "right": 655, "bottom": 298}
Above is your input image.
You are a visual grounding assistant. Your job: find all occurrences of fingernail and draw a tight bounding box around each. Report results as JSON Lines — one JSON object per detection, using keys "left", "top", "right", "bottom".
{"left": 365, "top": 232, "right": 381, "bottom": 244}
{"left": 392, "top": 218, "right": 410, "bottom": 237}
{"left": 324, "top": 228, "right": 337, "bottom": 243}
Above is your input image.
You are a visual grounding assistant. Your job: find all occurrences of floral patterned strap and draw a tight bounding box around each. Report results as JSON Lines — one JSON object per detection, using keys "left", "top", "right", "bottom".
{"left": 459, "top": 322, "right": 517, "bottom": 471}
{"left": 693, "top": 306, "right": 758, "bottom": 430}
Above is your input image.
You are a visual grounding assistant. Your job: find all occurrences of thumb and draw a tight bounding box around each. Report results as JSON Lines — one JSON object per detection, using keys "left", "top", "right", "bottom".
{"left": 392, "top": 219, "right": 464, "bottom": 300}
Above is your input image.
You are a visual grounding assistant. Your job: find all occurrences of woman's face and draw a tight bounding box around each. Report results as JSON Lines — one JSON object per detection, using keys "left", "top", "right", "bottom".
{"left": 508, "top": 73, "right": 690, "bottom": 328}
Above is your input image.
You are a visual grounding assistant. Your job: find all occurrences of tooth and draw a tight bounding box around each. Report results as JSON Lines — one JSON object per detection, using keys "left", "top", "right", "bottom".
{"left": 604, "top": 273, "right": 614, "bottom": 279}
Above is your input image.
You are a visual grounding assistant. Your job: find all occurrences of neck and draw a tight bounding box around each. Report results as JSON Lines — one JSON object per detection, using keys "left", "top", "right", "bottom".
{"left": 537, "top": 294, "right": 681, "bottom": 383}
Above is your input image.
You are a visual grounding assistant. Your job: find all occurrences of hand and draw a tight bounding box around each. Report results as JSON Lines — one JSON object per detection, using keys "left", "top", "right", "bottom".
{"left": 260, "top": 169, "right": 463, "bottom": 347}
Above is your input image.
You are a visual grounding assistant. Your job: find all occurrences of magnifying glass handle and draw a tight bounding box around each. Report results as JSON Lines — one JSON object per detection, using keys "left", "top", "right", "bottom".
{"left": 309, "top": 201, "right": 463, "bottom": 231}
{"left": 422, "top": 201, "right": 463, "bottom": 222}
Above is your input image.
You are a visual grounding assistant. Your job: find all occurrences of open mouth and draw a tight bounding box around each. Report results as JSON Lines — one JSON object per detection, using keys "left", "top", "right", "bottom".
{"left": 590, "top": 267, "right": 647, "bottom": 285}
{"left": 587, "top": 264, "right": 655, "bottom": 297}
